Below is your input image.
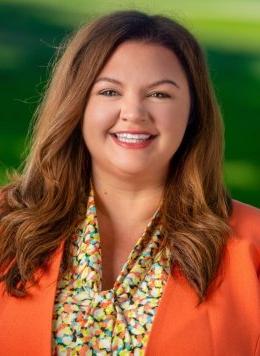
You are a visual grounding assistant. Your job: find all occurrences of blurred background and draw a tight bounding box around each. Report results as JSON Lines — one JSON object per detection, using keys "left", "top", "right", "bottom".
{"left": 0, "top": 0, "right": 259, "bottom": 206}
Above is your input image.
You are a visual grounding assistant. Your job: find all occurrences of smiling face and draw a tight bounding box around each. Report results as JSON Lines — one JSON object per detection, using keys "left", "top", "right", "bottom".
{"left": 82, "top": 41, "right": 191, "bottom": 182}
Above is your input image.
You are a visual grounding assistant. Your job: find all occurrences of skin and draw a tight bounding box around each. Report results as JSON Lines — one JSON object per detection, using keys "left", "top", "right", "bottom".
{"left": 82, "top": 41, "right": 191, "bottom": 290}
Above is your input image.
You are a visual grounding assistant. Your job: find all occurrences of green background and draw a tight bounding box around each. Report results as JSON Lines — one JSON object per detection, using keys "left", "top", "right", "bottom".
{"left": 0, "top": 0, "right": 259, "bottom": 206}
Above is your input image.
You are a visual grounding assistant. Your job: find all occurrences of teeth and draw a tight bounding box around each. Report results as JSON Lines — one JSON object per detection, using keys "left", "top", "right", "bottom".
{"left": 115, "top": 133, "right": 151, "bottom": 140}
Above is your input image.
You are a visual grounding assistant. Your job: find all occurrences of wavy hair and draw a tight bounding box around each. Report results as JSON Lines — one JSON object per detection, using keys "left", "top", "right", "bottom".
{"left": 0, "top": 10, "right": 232, "bottom": 301}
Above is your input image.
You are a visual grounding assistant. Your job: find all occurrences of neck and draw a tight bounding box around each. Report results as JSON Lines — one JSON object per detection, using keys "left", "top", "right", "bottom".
{"left": 91, "top": 166, "right": 166, "bottom": 224}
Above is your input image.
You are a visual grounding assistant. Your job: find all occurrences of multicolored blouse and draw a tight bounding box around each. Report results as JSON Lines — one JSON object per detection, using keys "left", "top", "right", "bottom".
{"left": 52, "top": 189, "right": 171, "bottom": 355}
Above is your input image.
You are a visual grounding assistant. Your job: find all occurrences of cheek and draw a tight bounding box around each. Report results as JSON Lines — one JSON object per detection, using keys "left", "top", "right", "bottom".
{"left": 83, "top": 99, "right": 118, "bottom": 135}
{"left": 156, "top": 103, "right": 190, "bottom": 137}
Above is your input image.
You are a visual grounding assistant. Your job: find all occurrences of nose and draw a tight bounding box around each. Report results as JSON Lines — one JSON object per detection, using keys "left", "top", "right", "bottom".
{"left": 119, "top": 95, "right": 148, "bottom": 123}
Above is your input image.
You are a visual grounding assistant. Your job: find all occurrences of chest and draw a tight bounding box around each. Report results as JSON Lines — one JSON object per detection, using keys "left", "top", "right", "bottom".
{"left": 1, "top": 238, "right": 259, "bottom": 355}
{"left": 98, "top": 219, "right": 146, "bottom": 290}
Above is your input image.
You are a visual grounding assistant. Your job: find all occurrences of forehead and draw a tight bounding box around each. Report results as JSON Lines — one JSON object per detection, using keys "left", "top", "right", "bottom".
{"left": 97, "top": 41, "right": 187, "bottom": 85}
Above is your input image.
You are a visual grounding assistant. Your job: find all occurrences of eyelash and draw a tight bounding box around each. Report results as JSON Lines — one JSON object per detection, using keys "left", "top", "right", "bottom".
{"left": 98, "top": 89, "right": 171, "bottom": 99}
{"left": 99, "top": 89, "right": 118, "bottom": 97}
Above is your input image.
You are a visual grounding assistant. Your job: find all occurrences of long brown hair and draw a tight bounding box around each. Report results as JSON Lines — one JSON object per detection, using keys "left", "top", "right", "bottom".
{"left": 0, "top": 10, "right": 232, "bottom": 301}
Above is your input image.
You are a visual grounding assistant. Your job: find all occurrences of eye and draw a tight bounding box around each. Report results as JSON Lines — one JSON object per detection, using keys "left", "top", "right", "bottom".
{"left": 99, "top": 89, "right": 119, "bottom": 97}
{"left": 149, "top": 92, "right": 171, "bottom": 99}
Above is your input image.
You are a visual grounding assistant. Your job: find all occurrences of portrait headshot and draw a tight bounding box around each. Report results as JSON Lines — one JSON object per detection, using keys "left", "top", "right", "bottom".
{"left": 0, "top": 2, "right": 259, "bottom": 355}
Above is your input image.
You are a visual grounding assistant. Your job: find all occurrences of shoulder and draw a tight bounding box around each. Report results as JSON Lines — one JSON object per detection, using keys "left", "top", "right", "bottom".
{"left": 229, "top": 199, "right": 260, "bottom": 245}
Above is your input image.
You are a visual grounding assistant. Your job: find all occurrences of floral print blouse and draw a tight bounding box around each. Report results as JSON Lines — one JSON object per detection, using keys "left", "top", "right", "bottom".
{"left": 52, "top": 189, "right": 171, "bottom": 355}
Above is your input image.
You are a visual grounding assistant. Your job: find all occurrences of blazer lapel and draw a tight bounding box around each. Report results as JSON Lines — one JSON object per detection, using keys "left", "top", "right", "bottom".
{"left": 144, "top": 267, "right": 214, "bottom": 355}
{"left": 0, "top": 245, "right": 63, "bottom": 356}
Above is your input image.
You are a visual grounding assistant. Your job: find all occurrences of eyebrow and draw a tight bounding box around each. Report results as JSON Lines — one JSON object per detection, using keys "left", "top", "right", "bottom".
{"left": 94, "top": 77, "right": 180, "bottom": 89}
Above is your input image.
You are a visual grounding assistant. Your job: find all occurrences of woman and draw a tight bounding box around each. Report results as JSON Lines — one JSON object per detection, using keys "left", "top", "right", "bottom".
{"left": 0, "top": 10, "right": 259, "bottom": 356}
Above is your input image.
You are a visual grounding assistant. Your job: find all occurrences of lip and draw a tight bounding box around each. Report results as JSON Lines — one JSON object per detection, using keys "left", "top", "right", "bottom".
{"left": 110, "top": 130, "right": 157, "bottom": 136}
{"left": 109, "top": 132, "right": 157, "bottom": 149}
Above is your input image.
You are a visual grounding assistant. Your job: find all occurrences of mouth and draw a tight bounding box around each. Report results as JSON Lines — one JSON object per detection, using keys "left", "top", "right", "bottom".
{"left": 110, "top": 132, "right": 157, "bottom": 143}
{"left": 109, "top": 131, "right": 157, "bottom": 149}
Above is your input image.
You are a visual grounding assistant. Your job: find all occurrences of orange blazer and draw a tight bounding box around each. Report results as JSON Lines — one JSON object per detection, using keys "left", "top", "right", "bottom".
{"left": 0, "top": 200, "right": 260, "bottom": 355}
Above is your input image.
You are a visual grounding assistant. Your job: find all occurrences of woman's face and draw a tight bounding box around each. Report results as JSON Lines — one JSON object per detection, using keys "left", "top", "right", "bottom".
{"left": 82, "top": 41, "right": 191, "bottom": 181}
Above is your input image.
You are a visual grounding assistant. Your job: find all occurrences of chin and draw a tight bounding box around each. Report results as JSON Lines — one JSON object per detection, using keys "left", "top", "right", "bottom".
{"left": 111, "top": 163, "right": 151, "bottom": 177}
